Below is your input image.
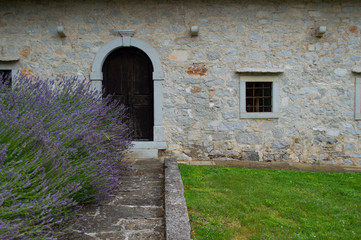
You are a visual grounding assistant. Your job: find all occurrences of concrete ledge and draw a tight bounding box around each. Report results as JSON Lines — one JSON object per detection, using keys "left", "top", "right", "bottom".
{"left": 0, "top": 57, "right": 20, "bottom": 62}
{"left": 236, "top": 67, "right": 284, "bottom": 74}
{"left": 164, "top": 158, "right": 191, "bottom": 240}
{"left": 352, "top": 67, "right": 361, "bottom": 74}
{"left": 180, "top": 160, "right": 361, "bottom": 173}
{"left": 132, "top": 141, "right": 167, "bottom": 149}
{"left": 128, "top": 148, "right": 159, "bottom": 159}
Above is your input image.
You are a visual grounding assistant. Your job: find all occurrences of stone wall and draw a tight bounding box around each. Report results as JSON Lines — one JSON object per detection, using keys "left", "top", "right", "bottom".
{"left": 1, "top": 0, "right": 361, "bottom": 165}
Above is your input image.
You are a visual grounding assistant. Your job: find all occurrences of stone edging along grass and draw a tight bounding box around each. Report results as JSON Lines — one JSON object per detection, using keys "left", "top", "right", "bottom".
{"left": 179, "top": 160, "right": 361, "bottom": 173}
{"left": 163, "top": 158, "right": 361, "bottom": 239}
{"left": 164, "top": 158, "right": 192, "bottom": 240}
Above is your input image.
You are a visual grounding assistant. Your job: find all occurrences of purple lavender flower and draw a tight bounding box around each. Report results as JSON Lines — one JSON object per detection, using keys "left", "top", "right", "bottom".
{"left": 0, "top": 73, "right": 132, "bottom": 239}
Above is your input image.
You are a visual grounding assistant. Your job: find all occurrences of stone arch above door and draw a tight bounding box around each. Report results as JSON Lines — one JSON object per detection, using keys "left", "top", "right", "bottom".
{"left": 90, "top": 37, "right": 166, "bottom": 149}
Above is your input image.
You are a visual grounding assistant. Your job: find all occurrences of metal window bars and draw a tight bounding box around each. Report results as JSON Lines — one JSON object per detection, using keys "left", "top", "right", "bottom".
{"left": 245, "top": 82, "right": 272, "bottom": 112}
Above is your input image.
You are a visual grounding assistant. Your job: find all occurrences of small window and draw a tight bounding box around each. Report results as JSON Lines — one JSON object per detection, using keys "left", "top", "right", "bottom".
{"left": 355, "top": 77, "right": 361, "bottom": 120}
{"left": 240, "top": 76, "right": 279, "bottom": 119}
{"left": 246, "top": 82, "right": 272, "bottom": 112}
{"left": 0, "top": 70, "right": 12, "bottom": 86}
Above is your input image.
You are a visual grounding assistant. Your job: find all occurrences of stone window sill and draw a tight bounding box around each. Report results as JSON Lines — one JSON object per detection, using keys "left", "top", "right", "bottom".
{"left": 352, "top": 67, "right": 361, "bottom": 74}
{"left": 0, "top": 57, "right": 20, "bottom": 62}
{"left": 236, "top": 68, "right": 284, "bottom": 74}
{"left": 240, "top": 112, "right": 279, "bottom": 119}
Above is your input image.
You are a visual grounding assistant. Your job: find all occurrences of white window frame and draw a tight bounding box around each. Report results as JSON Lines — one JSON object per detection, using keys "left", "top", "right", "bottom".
{"left": 355, "top": 77, "right": 361, "bottom": 120}
{"left": 239, "top": 75, "right": 279, "bottom": 119}
{"left": 0, "top": 60, "right": 18, "bottom": 84}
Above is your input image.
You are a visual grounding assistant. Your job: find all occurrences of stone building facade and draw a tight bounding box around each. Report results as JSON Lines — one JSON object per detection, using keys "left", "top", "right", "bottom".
{"left": 1, "top": 0, "right": 361, "bottom": 166}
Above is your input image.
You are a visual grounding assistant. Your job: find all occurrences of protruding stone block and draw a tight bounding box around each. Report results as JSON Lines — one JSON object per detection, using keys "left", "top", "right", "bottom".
{"left": 0, "top": 57, "right": 20, "bottom": 62}
{"left": 128, "top": 148, "right": 159, "bottom": 159}
{"left": 316, "top": 26, "right": 326, "bottom": 37}
{"left": 57, "top": 26, "right": 66, "bottom": 37}
{"left": 118, "top": 29, "right": 135, "bottom": 37}
{"left": 190, "top": 26, "right": 199, "bottom": 36}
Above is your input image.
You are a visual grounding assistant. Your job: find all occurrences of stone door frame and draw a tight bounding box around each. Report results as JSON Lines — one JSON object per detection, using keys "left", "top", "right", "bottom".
{"left": 90, "top": 37, "right": 166, "bottom": 149}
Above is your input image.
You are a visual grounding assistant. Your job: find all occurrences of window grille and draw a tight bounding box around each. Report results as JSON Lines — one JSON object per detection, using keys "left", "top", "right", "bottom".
{"left": 0, "top": 70, "right": 12, "bottom": 86}
{"left": 246, "top": 82, "right": 272, "bottom": 112}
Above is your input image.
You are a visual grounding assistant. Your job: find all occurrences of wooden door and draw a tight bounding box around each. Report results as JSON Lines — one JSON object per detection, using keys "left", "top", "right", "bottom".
{"left": 102, "top": 47, "right": 154, "bottom": 141}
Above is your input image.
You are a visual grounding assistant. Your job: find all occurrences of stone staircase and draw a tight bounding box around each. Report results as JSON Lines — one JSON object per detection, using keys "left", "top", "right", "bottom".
{"left": 66, "top": 158, "right": 165, "bottom": 240}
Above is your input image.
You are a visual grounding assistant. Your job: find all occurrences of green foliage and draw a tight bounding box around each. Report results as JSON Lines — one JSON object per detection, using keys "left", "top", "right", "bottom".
{"left": 180, "top": 165, "right": 361, "bottom": 240}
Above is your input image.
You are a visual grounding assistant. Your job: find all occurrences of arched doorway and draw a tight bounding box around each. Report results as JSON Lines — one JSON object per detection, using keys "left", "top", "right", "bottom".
{"left": 90, "top": 37, "right": 166, "bottom": 150}
{"left": 102, "top": 47, "right": 154, "bottom": 140}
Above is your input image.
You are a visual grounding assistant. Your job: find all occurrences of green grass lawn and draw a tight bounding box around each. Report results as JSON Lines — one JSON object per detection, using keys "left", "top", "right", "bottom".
{"left": 179, "top": 164, "right": 361, "bottom": 240}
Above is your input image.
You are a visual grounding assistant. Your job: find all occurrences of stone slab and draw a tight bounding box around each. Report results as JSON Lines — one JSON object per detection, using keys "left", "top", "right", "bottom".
{"left": 188, "top": 160, "right": 216, "bottom": 166}
{"left": 210, "top": 160, "right": 361, "bottom": 173}
{"left": 128, "top": 148, "right": 159, "bottom": 159}
{"left": 236, "top": 67, "right": 285, "bottom": 73}
{"left": 132, "top": 141, "right": 167, "bottom": 149}
{"left": 352, "top": 67, "right": 361, "bottom": 74}
{"left": 0, "top": 57, "right": 20, "bottom": 62}
{"left": 67, "top": 159, "right": 165, "bottom": 240}
{"left": 164, "top": 158, "right": 191, "bottom": 240}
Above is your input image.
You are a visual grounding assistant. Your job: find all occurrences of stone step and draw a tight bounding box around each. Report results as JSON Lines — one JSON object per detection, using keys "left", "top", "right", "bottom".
{"left": 128, "top": 149, "right": 159, "bottom": 159}
{"left": 109, "top": 195, "right": 164, "bottom": 206}
{"left": 67, "top": 158, "right": 165, "bottom": 240}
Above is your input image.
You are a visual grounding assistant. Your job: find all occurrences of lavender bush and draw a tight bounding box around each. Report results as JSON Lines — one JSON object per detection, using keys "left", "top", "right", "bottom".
{"left": 0, "top": 73, "right": 132, "bottom": 239}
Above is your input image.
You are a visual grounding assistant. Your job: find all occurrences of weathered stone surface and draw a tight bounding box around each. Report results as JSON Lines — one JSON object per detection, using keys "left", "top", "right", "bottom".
{"left": 207, "top": 51, "right": 220, "bottom": 61}
{"left": 236, "top": 133, "right": 263, "bottom": 145}
{"left": 95, "top": 232, "right": 126, "bottom": 239}
{"left": 242, "top": 151, "right": 259, "bottom": 161}
{"left": 67, "top": 159, "right": 165, "bottom": 240}
{"left": 164, "top": 158, "right": 191, "bottom": 240}
{"left": 219, "top": 121, "right": 246, "bottom": 131}
{"left": 0, "top": 56, "right": 20, "bottom": 62}
{"left": 271, "top": 141, "right": 290, "bottom": 151}
{"left": 236, "top": 67, "right": 284, "bottom": 73}
{"left": 2, "top": 0, "right": 361, "bottom": 166}
{"left": 127, "top": 231, "right": 164, "bottom": 240}
{"left": 222, "top": 110, "right": 239, "bottom": 120}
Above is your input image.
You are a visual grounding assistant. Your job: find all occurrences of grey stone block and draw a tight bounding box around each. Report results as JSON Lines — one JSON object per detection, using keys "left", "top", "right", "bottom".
{"left": 129, "top": 149, "right": 159, "bottom": 159}
{"left": 271, "top": 141, "right": 290, "bottom": 151}
{"left": 227, "top": 100, "right": 237, "bottom": 107}
{"left": 164, "top": 158, "right": 191, "bottom": 240}
{"left": 205, "top": 78, "right": 224, "bottom": 87}
{"left": 222, "top": 110, "right": 238, "bottom": 120}
{"left": 207, "top": 51, "right": 220, "bottom": 60}
{"left": 225, "top": 55, "right": 240, "bottom": 62}
{"left": 250, "top": 35, "right": 262, "bottom": 42}
{"left": 212, "top": 68, "right": 232, "bottom": 75}
{"left": 55, "top": 64, "right": 77, "bottom": 73}
{"left": 236, "top": 133, "right": 263, "bottom": 145}
{"left": 218, "top": 121, "right": 245, "bottom": 131}
{"left": 212, "top": 133, "right": 231, "bottom": 140}
{"left": 276, "top": 50, "right": 292, "bottom": 57}
{"left": 335, "top": 48, "right": 345, "bottom": 55}
{"left": 79, "top": 52, "right": 94, "bottom": 59}
{"left": 242, "top": 151, "right": 259, "bottom": 161}
{"left": 166, "top": 26, "right": 186, "bottom": 33}
{"left": 334, "top": 68, "right": 347, "bottom": 76}
{"left": 236, "top": 24, "right": 245, "bottom": 33}
{"left": 314, "top": 135, "right": 338, "bottom": 144}
{"left": 344, "top": 159, "right": 354, "bottom": 165}
{"left": 182, "top": 78, "right": 202, "bottom": 84}
{"left": 305, "top": 52, "right": 318, "bottom": 63}
{"left": 247, "top": 52, "right": 265, "bottom": 60}
{"left": 214, "top": 89, "right": 231, "bottom": 98}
